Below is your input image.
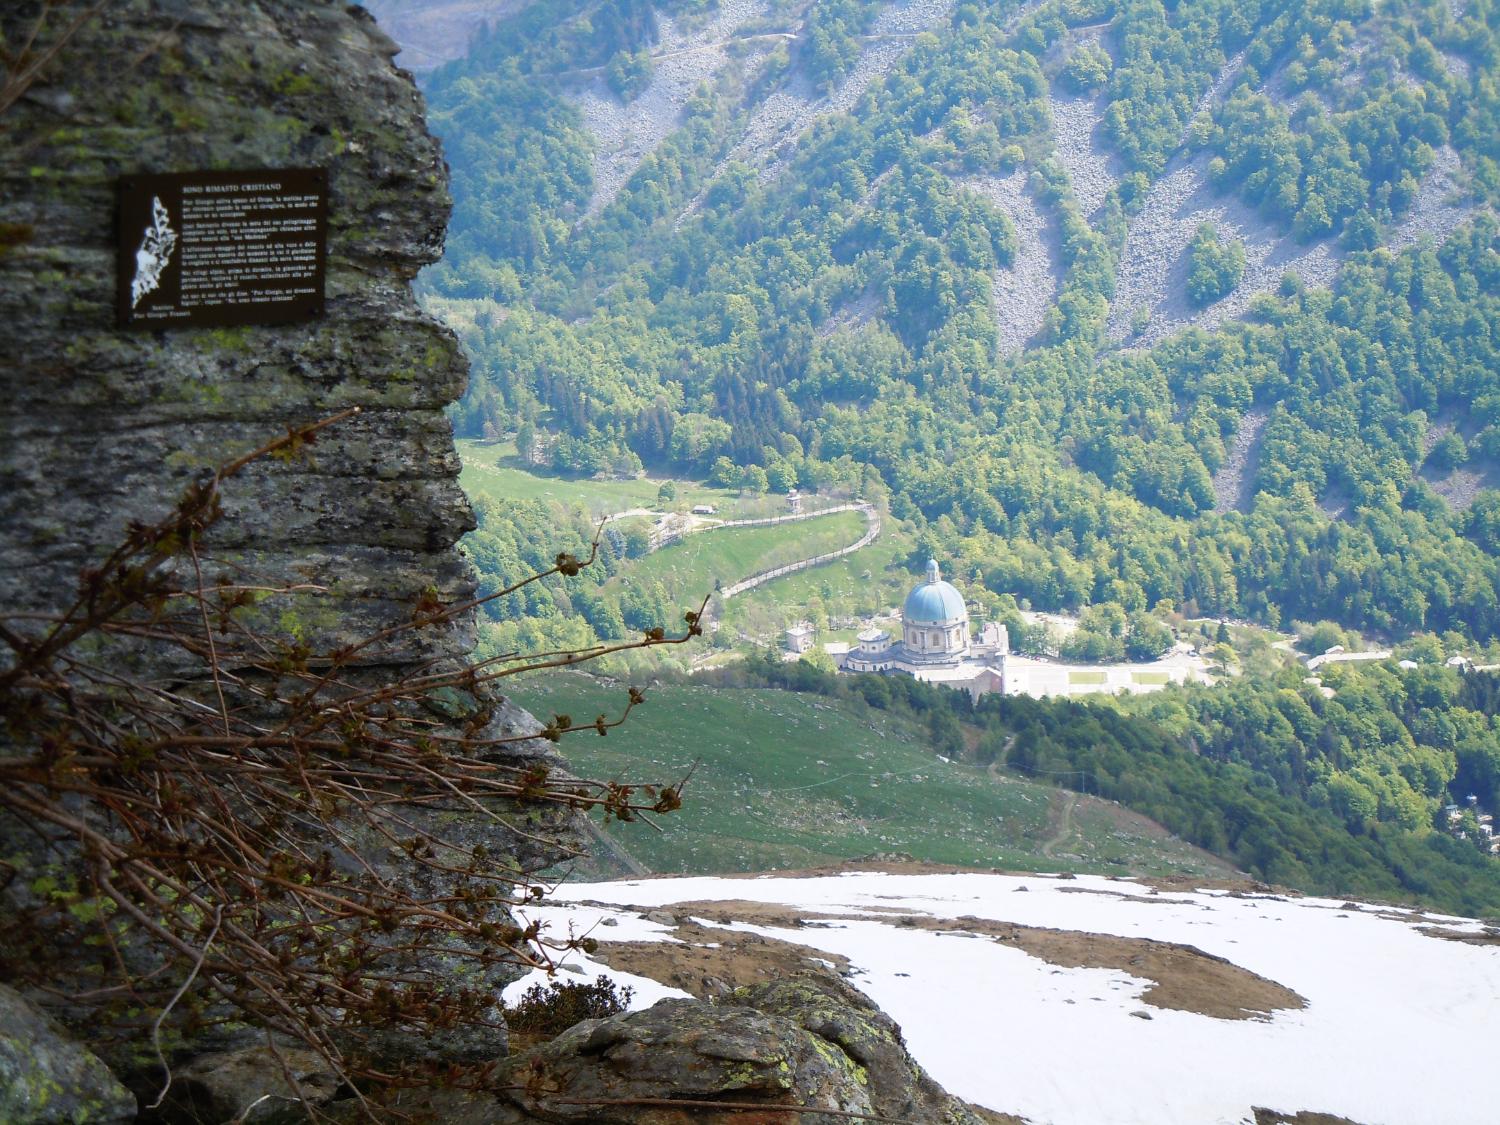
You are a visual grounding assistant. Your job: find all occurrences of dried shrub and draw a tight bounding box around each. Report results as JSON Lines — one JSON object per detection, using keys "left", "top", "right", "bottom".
{"left": 505, "top": 977, "right": 635, "bottom": 1041}
{"left": 0, "top": 409, "right": 703, "bottom": 1110}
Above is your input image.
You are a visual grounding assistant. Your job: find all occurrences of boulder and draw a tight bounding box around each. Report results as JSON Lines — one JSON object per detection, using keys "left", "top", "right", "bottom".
{"left": 0, "top": 984, "right": 135, "bottom": 1124}
{"left": 357, "top": 972, "right": 981, "bottom": 1124}
{"left": 142, "top": 1045, "right": 340, "bottom": 1125}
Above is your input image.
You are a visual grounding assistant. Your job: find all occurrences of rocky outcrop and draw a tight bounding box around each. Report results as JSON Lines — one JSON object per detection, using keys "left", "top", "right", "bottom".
{"left": 0, "top": 0, "right": 578, "bottom": 1084}
{"left": 1, "top": 5, "right": 984, "bottom": 1121}
{"left": 0, "top": 984, "right": 136, "bottom": 1124}
{"left": 1, "top": 0, "right": 472, "bottom": 665}
{"left": 141, "top": 1046, "right": 339, "bottom": 1125}
{"left": 357, "top": 974, "right": 982, "bottom": 1124}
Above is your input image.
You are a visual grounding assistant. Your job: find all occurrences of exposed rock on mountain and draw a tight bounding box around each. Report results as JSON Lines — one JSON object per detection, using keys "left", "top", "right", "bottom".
{"left": 355, "top": 974, "right": 985, "bottom": 1124}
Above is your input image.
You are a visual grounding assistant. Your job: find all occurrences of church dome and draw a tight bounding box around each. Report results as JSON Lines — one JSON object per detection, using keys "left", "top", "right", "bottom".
{"left": 903, "top": 560, "right": 967, "bottom": 624}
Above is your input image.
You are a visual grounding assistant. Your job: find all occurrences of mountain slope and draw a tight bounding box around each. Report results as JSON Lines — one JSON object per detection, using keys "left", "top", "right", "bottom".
{"left": 406, "top": 0, "right": 1500, "bottom": 642}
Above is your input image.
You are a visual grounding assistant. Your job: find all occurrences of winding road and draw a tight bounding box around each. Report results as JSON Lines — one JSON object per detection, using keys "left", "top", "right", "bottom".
{"left": 717, "top": 503, "right": 880, "bottom": 599}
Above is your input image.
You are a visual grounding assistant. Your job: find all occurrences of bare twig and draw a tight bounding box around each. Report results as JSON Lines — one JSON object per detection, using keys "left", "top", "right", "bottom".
{"left": 148, "top": 904, "right": 223, "bottom": 1110}
{"left": 0, "top": 0, "right": 111, "bottom": 119}
{"left": 0, "top": 410, "right": 705, "bottom": 1109}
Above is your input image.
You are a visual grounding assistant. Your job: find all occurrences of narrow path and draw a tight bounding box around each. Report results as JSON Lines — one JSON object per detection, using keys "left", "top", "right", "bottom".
{"left": 1040, "top": 791, "right": 1078, "bottom": 860}
{"left": 718, "top": 504, "right": 880, "bottom": 598}
{"left": 697, "top": 503, "right": 881, "bottom": 633}
{"left": 984, "top": 735, "right": 1017, "bottom": 784}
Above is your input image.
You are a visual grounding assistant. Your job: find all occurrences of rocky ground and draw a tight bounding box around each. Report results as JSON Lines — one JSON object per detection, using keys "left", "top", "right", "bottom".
{"left": 363, "top": 0, "right": 537, "bottom": 72}
{"left": 1105, "top": 152, "right": 1343, "bottom": 349}
{"left": 817, "top": 285, "right": 884, "bottom": 336}
{"left": 1386, "top": 144, "right": 1479, "bottom": 252}
{"left": 1045, "top": 23, "right": 1120, "bottom": 218}
{"left": 1212, "top": 407, "right": 1269, "bottom": 513}
{"left": 1048, "top": 86, "right": 1118, "bottom": 218}
{"left": 569, "top": 0, "right": 774, "bottom": 217}
{"left": 676, "top": 0, "right": 959, "bottom": 225}
{"left": 586, "top": 890, "right": 1306, "bottom": 1021}
{"left": 965, "top": 171, "right": 1062, "bottom": 356}
{"left": 1423, "top": 459, "right": 1500, "bottom": 511}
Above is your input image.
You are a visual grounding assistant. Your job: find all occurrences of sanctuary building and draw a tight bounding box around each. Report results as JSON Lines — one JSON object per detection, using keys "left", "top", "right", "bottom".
{"left": 840, "top": 560, "right": 1009, "bottom": 699}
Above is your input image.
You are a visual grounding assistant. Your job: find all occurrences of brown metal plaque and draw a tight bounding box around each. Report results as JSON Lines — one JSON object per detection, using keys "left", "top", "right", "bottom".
{"left": 117, "top": 168, "right": 327, "bottom": 330}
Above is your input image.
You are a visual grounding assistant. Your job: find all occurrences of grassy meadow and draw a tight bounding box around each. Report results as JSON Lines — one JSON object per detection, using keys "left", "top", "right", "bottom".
{"left": 604, "top": 509, "right": 867, "bottom": 604}
{"left": 512, "top": 672, "right": 1237, "bottom": 880}
{"left": 458, "top": 439, "right": 795, "bottom": 521}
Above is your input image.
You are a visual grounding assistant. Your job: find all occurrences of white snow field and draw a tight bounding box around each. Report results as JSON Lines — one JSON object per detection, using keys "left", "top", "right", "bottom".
{"left": 506, "top": 870, "right": 1500, "bottom": 1125}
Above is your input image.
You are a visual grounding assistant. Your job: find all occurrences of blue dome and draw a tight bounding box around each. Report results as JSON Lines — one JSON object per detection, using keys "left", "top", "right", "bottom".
{"left": 903, "top": 560, "right": 967, "bottom": 624}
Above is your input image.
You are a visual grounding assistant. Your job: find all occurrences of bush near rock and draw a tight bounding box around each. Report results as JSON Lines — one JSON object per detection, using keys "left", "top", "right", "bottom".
{"left": 1185, "top": 222, "right": 1246, "bottom": 307}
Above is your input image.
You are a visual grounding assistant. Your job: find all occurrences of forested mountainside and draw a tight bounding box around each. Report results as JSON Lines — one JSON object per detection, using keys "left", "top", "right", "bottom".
{"left": 413, "top": 0, "right": 1500, "bottom": 642}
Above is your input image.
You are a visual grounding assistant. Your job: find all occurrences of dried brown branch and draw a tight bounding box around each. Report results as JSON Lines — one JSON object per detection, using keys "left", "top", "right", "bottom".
{"left": 0, "top": 410, "right": 705, "bottom": 1112}
{"left": 0, "top": 0, "right": 111, "bottom": 119}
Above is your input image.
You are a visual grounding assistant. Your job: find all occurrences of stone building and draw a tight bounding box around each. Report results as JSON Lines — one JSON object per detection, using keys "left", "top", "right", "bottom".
{"left": 840, "top": 561, "right": 1008, "bottom": 699}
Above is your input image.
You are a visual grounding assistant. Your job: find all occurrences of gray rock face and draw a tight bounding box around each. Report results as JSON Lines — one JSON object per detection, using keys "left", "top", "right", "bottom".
{"left": 0, "top": 0, "right": 470, "bottom": 665}
{"left": 0, "top": 984, "right": 136, "bottom": 1124}
{"left": 146, "top": 1045, "right": 340, "bottom": 1124}
{"left": 0, "top": 8, "right": 980, "bottom": 1121}
{"left": 0, "top": 0, "right": 581, "bottom": 1074}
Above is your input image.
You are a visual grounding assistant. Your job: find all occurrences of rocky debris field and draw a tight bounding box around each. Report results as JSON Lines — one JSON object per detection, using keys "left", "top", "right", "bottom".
{"left": 570, "top": 0, "right": 772, "bottom": 217}
{"left": 364, "top": 0, "right": 538, "bottom": 72}
{"left": 964, "top": 171, "right": 1061, "bottom": 355}
{"left": 1049, "top": 86, "right": 1118, "bottom": 218}
{"left": 1105, "top": 154, "right": 1343, "bottom": 349}
{"left": 1212, "top": 407, "right": 1270, "bottom": 513}
{"left": 1386, "top": 144, "right": 1481, "bottom": 253}
{"left": 818, "top": 285, "right": 883, "bottom": 336}
{"left": 1425, "top": 462, "right": 1500, "bottom": 510}
{"left": 679, "top": 0, "right": 958, "bottom": 225}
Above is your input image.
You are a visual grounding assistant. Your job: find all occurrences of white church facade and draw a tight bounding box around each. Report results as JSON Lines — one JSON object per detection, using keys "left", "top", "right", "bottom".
{"left": 836, "top": 559, "right": 1206, "bottom": 700}
{"left": 839, "top": 560, "right": 1009, "bottom": 699}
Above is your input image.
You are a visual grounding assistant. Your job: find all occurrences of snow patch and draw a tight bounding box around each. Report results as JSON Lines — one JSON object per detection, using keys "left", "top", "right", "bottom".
{"left": 530, "top": 872, "right": 1500, "bottom": 1125}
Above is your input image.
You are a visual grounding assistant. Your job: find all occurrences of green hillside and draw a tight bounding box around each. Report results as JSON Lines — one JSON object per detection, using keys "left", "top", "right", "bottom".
{"left": 511, "top": 671, "right": 1236, "bottom": 877}
{"left": 604, "top": 508, "right": 866, "bottom": 601}
{"left": 418, "top": 0, "right": 1500, "bottom": 645}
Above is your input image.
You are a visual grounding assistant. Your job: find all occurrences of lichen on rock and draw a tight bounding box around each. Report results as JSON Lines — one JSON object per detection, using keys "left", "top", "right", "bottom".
{"left": 0, "top": 5, "right": 988, "bottom": 1121}
{"left": 0, "top": 984, "right": 136, "bottom": 1125}
{"left": 0, "top": 0, "right": 581, "bottom": 1086}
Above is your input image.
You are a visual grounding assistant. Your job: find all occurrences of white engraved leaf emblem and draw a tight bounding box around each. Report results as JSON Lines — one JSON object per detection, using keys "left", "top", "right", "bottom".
{"left": 130, "top": 195, "right": 177, "bottom": 309}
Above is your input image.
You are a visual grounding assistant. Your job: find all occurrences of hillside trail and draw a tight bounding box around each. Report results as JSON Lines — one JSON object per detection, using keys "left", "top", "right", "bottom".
{"left": 697, "top": 503, "right": 880, "bottom": 632}
{"left": 1040, "top": 790, "right": 1078, "bottom": 860}
{"left": 983, "top": 735, "right": 1016, "bottom": 785}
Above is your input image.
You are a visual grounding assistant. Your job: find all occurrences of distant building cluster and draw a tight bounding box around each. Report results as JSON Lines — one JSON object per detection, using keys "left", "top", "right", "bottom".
{"left": 787, "top": 560, "right": 1201, "bottom": 701}
{"left": 839, "top": 560, "right": 1008, "bottom": 700}
{"left": 1446, "top": 795, "right": 1500, "bottom": 854}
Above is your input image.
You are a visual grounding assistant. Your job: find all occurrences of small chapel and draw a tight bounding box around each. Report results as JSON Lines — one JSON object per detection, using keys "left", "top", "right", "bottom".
{"left": 839, "top": 560, "right": 1009, "bottom": 699}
